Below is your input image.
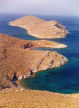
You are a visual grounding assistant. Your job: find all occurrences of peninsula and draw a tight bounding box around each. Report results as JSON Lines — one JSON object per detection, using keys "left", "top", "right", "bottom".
{"left": 9, "top": 16, "right": 69, "bottom": 39}
{"left": 0, "top": 33, "right": 67, "bottom": 89}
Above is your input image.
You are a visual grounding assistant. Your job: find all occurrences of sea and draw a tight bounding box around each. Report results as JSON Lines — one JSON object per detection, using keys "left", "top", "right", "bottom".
{"left": 0, "top": 14, "right": 79, "bottom": 94}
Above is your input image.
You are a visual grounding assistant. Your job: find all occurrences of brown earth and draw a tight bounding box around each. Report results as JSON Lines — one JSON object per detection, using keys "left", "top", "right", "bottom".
{"left": 9, "top": 15, "right": 69, "bottom": 39}
{"left": 0, "top": 33, "right": 68, "bottom": 89}
{"left": 0, "top": 88, "right": 79, "bottom": 108}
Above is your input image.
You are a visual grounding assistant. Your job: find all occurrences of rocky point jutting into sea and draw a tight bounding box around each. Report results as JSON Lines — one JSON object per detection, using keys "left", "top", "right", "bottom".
{"left": 0, "top": 33, "right": 67, "bottom": 89}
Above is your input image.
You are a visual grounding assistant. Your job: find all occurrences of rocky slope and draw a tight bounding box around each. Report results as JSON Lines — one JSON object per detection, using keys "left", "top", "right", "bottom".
{"left": 0, "top": 33, "right": 68, "bottom": 89}
{"left": 9, "top": 15, "right": 69, "bottom": 39}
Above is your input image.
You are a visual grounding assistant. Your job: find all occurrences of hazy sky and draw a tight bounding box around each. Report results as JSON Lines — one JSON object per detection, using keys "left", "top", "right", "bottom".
{"left": 0, "top": 0, "right": 79, "bottom": 16}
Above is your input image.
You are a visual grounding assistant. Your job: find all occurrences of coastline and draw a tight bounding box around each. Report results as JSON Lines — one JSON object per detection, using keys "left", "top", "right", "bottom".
{"left": 1, "top": 16, "right": 79, "bottom": 108}
{"left": 0, "top": 16, "right": 69, "bottom": 89}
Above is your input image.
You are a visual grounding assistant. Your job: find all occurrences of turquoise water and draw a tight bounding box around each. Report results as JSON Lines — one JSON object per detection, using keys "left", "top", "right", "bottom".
{"left": 0, "top": 14, "right": 79, "bottom": 94}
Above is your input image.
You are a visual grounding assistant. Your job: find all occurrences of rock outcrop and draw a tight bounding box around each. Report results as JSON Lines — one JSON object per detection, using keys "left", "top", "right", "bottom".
{"left": 9, "top": 15, "right": 69, "bottom": 39}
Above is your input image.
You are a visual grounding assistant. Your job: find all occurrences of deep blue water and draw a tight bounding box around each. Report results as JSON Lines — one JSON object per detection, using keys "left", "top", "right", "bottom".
{"left": 0, "top": 14, "right": 79, "bottom": 94}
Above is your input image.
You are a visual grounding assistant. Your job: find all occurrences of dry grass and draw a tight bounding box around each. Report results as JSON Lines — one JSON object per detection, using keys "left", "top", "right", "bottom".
{"left": 0, "top": 88, "right": 79, "bottom": 108}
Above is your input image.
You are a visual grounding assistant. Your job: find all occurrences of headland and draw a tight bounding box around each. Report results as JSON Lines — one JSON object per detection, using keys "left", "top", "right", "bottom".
{"left": 0, "top": 33, "right": 67, "bottom": 89}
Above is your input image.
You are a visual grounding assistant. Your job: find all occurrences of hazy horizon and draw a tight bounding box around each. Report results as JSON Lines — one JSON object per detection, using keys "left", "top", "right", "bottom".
{"left": 0, "top": 0, "right": 79, "bottom": 16}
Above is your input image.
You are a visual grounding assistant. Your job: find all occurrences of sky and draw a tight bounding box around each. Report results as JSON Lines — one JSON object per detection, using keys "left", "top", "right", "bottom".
{"left": 0, "top": 0, "right": 79, "bottom": 16}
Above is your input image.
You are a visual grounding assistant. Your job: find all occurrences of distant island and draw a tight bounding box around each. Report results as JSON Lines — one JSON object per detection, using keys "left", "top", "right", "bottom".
{"left": 9, "top": 16, "right": 69, "bottom": 39}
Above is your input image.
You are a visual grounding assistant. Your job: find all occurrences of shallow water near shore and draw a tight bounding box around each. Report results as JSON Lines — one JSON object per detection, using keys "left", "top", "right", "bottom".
{"left": 0, "top": 14, "right": 79, "bottom": 94}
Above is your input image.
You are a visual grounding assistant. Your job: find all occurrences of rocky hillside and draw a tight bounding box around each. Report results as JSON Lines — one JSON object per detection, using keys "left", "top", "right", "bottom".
{"left": 0, "top": 33, "right": 68, "bottom": 89}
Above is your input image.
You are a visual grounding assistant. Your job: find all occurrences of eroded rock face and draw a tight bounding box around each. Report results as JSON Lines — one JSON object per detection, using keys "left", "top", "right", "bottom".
{"left": 10, "top": 16, "right": 69, "bottom": 39}
{"left": 0, "top": 33, "right": 68, "bottom": 89}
